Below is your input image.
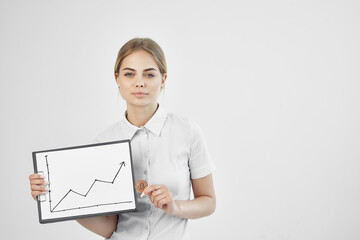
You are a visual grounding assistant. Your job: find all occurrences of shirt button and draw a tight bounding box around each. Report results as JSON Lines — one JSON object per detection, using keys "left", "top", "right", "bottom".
{"left": 145, "top": 226, "right": 149, "bottom": 230}
{"left": 147, "top": 205, "right": 151, "bottom": 210}
{"left": 144, "top": 170, "right": 148, "bottom": 175}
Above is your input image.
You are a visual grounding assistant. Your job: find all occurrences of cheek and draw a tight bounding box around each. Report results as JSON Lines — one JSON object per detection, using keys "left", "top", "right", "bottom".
{"left": 148, "top": 80, "right": 162, "bottom": 91}
{"left": 118, "top": 84, "right": 132, "bottom": 99}
{"left": 119, "top": 80, "right": 132, "bottom": 91}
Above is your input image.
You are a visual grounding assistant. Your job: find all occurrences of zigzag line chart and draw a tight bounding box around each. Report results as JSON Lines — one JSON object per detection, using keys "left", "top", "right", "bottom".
{"left": 44, "top": 155, "right": 133, "bottom": 213}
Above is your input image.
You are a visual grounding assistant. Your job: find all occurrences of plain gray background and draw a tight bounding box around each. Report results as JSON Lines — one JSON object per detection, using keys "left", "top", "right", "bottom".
{"left": 1, "top": 0, "right": 360, "bottom": 239}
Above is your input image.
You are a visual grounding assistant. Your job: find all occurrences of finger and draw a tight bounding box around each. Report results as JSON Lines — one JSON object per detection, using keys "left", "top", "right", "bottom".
{"left": 153, "top": 194, "right": 167, "bottom": 208}
{"left": 29, "top": 174, "right": 45, "bottom": 180}
{"left": 31, "top": 185, "right": 49, "bottom": 192}
{"left": 151, "top": 190, "right": 164, "bottom": 205}
{"left": 150, "top": 189, "right": 163, "bottom": 202}
{"left": 142, "top": 184, "right": 163, "bottom": 197}
{"left": 144, "top": 185, "right": 161, "bottom": 194}
{"left": 140, "top": 186, "right": 150, "bottom": 197}
{"left": 30, "top": 179, "right": 48, "bottom": 186}
{"left": 157, "top": 196, "right": 171, "bottom": 209}
{"left": 31, "top": 191, "right": 46, "bottom": 200}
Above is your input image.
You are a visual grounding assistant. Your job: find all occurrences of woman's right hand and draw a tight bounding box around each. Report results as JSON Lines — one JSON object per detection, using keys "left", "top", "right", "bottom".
{"left": 29, "top": 174, "right": 49, "bottom": 200}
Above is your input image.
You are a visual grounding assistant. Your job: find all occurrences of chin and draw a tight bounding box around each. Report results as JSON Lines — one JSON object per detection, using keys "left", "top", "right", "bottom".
{"left": 128, "top": 100, "right": 155, "bottom": 107}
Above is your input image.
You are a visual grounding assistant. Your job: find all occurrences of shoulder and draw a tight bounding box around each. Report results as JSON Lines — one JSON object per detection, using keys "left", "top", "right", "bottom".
{"left": 164, "top": 111, "right": 202, "bottom": 138}
{"left": 93, "top": 120, "right": 123, "bottom": 143}
{"left": 165, "top": 111, "right": 197, "bottom": 129}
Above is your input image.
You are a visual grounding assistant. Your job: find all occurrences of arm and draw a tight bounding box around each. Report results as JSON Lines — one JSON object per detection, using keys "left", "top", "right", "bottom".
{"left": 174, "top": 174, "right": 216, "bottom": 219}
{"left": 143, "top": 174, "right": 216, "bottom": 219}
{"left": 76, "top": 215, "right": 118, "bottom": 239}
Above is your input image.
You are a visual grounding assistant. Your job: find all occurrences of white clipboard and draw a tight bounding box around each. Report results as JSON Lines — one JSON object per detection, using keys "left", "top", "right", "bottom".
{"left": 32, "top": 140, "right": 137, "bottom": 223}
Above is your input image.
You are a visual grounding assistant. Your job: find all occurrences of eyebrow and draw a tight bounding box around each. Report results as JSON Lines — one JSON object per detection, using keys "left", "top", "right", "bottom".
{"left": 122, "top": 67, "right": 157, "bottom": 72}
{"left": 144, "top": 68, "right": 157, "bottom": 72}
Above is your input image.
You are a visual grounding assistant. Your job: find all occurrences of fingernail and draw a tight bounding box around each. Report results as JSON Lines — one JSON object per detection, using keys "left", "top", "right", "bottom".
{"left": 44, "top": 187, "right": 49, "bottom": 191}
{"left": 43, "top": 181, "right": 49, "bottom": 185}
{"left": 140, "top": 192, "right": 145, "bottom": 197}
{"left": 39, "top": 174, "right": 45, "bottom": 178}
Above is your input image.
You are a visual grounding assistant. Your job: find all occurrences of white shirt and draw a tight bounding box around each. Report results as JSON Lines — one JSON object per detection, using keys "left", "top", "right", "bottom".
{"left": 94, "top": 106, "right": 216, "bottom": 240}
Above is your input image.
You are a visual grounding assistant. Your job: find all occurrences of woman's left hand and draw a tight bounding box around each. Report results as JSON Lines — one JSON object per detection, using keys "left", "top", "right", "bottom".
{"left": 142, "top": 184, "right": 178, "bottom": 215}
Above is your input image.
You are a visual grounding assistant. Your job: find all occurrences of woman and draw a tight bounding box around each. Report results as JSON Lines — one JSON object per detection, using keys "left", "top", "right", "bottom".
{"left": 29, "top": 38, "right": 216, "bottom": 239}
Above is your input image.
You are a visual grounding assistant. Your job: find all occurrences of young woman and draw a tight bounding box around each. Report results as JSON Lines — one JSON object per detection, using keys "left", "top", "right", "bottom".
{"left": 29, "top": 38, "right": 216, "bottom": 239}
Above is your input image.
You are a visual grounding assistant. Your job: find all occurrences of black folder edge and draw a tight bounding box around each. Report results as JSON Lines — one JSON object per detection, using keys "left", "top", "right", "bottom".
{"left": 32, "top": 139, "right": 138, "bottom": 224}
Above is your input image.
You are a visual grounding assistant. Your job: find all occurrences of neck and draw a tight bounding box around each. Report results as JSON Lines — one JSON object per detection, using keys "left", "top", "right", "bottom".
{"left": 126, "top": 103, "right": 159, "bottom": 127}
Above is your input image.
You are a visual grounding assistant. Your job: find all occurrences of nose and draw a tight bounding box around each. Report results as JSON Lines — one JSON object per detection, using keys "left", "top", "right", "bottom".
{"left": 135, "top": 77, "right": 145, "bottom": 88}
{"left": 136, "top": 82, "right": 144, "bottom": 88}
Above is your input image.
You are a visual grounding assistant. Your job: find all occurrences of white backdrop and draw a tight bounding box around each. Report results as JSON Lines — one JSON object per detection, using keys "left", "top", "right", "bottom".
{"left": 1, "top": 0, "right": 360, "bottom": 239}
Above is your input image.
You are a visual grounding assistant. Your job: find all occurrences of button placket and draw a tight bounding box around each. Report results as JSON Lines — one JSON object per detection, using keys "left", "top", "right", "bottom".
{"left": 144, "top": 128, "right": 151, "bottom": 185}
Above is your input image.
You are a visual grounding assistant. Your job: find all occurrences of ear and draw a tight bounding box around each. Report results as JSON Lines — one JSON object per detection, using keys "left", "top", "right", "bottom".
{"left": 161, "top": 73, "right": 167, "bottom": 86}
{"left": 115, "top": 72, "right": 120, "bottom": 87}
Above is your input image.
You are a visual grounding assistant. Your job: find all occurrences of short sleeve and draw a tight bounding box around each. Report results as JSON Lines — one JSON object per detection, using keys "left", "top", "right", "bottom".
{"left": 188, "top": 119, "right": 216, "bottom": 179}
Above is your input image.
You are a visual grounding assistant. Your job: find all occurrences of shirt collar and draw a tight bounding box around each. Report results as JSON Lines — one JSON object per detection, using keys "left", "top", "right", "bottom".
{"left": 145, "top": 105, "right": 167, "bottom": 136}
{"left": 121, "top": 105, "right": 167, "bottom": 140}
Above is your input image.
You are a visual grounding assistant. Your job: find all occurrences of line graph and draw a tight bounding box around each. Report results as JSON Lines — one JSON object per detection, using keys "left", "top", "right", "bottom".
{"left": 45, "top": 155, "right": 133, "bottom": 213}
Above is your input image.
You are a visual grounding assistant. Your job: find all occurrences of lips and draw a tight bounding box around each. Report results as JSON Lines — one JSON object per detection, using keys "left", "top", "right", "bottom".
{"left": 132, "top": 92, "right": 148, "bottom": 97}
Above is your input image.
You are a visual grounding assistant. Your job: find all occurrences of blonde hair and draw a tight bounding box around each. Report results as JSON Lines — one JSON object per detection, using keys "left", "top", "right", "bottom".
{"left": 114, "top": 38, "right": 167, "bottom": 77}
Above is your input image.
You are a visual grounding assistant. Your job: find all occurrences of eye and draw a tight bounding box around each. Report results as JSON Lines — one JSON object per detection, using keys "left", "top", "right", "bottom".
{"left": 145, "top": 73, "right": 155, "bottom": 78}
{"left": 124, "top": 72, "right": 134, "bottom": 77}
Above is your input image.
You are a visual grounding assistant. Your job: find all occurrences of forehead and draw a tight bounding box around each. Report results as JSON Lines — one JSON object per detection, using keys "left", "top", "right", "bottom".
{"left": 121, "top": 50, "right": 159, "bottom": 71}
